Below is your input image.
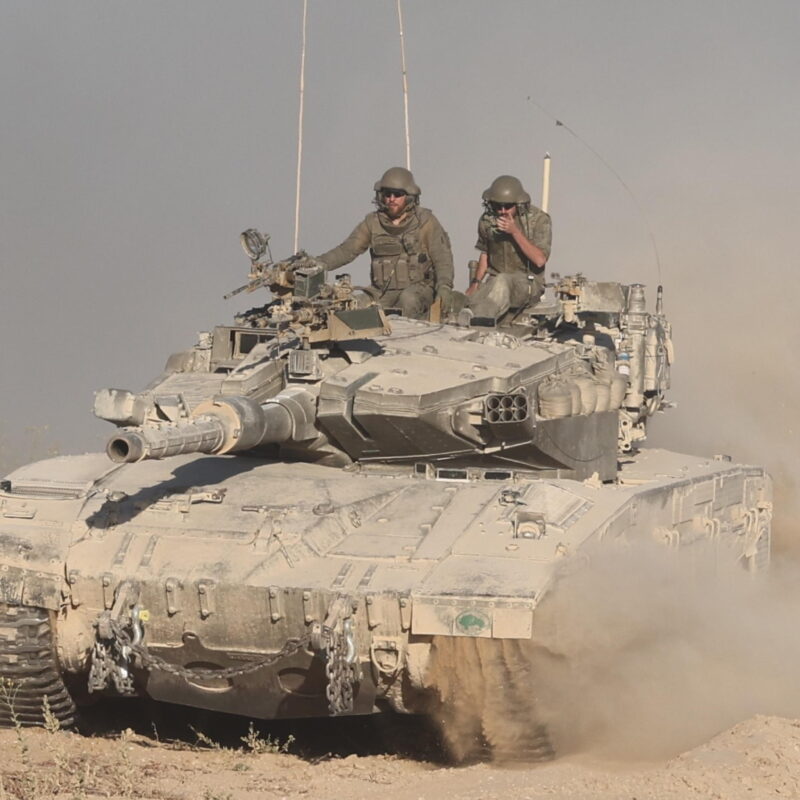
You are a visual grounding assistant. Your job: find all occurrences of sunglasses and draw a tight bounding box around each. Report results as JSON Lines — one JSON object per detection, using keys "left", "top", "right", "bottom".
{"left": 491, "top": 202, "right": 515, "bottom": 211}
{"left": 381, "top": 189, "right": 408, "bottom": 199}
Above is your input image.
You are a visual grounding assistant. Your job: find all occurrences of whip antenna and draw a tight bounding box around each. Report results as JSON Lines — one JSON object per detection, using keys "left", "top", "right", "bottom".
{"left": 293, "top": 0, "right": 309, "bottom": 252}
{"left": 396, "top": 0, "right": 411, "bottom": 169}
{"left": 527, "top": 97, "right": 662, "bottom": 283}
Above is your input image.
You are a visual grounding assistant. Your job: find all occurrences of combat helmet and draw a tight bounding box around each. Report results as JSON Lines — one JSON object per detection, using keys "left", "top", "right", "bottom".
{"left": 374, "top": 167, "right": 420, "bottom": 195}
{"left": 482, "top": 175, "right": 531, "bottom": 206}
{"left": 374, "top": 167, "right": 420, "bottom": 211}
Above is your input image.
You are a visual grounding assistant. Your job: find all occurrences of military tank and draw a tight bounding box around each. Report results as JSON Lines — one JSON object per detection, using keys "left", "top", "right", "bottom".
{"left": 0, "top": 230, "right": 771, "bottom": 758}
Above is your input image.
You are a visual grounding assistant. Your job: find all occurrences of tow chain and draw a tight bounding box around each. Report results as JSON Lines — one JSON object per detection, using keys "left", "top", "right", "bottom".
{"left": 323, "top": 615, "right": 358, "bottom": 715}
{"left": 88, "top": 632, "right": 137, "bottom": 696}
{"left": 88, "top": 595, "right": 357, "bottom": 715}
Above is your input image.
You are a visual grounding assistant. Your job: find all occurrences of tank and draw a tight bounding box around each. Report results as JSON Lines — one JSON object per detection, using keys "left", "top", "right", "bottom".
{"left": 0, "top": 232, "right": 772, "bottom": 759}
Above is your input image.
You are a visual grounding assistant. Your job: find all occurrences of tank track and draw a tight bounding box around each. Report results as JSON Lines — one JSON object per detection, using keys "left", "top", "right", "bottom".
{"left": 0, "top": 604, "right": 76, "bottom": 727}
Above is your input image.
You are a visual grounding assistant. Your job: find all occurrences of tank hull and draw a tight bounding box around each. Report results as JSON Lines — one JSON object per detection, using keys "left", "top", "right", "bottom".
{"left": 0, "top": 447, "right": 771, "bottom": 721}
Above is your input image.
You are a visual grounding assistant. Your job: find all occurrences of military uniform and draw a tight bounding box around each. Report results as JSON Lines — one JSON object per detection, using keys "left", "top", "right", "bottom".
{"left": 469, "top": 205, "right": 552, "bottom": 320}
{"left": 317, "top": 207, "right": 454, "bottom": 320}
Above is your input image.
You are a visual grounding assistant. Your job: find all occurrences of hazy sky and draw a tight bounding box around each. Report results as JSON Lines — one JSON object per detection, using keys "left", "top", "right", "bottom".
{"left": 1, "top": 1, "right": 798, "bottom": 526}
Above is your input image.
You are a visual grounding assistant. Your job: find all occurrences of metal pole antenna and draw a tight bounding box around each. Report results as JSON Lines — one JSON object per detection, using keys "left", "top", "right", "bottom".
{"left": 293, "top": 0, "right": 308, "bottom": 253}
{"left": 396, "top": 0, "right": 411, "bottom": 169}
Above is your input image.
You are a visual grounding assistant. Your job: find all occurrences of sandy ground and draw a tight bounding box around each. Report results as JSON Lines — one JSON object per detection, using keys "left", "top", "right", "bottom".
{"left": 1, "top": 709, "right": 799, "bottom": 800}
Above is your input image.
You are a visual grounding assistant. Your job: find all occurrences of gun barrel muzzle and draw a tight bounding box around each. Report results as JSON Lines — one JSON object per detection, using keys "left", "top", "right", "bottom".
{"left": 106, "top": 418, "right": 227, "bottom": 463}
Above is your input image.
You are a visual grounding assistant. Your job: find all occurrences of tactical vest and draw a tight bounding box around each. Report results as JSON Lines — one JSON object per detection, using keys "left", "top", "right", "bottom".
{"left": 368, "top": 209, "right": 434, "bottom": 292}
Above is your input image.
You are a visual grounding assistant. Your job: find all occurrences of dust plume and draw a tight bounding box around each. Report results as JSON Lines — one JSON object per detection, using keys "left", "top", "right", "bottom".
{"left": 425, "top": 538, "right": 800, "bottom": 763}
{"left": 424, "top": 636, "right": 554, "bottom": 763}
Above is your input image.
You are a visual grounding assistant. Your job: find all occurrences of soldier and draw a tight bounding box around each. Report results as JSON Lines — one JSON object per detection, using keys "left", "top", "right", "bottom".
{"left": 463, "top": 175, "right": 552, "bottom": 323}
{"left": 316, "top": 167, "right": 454, "bottom": 319}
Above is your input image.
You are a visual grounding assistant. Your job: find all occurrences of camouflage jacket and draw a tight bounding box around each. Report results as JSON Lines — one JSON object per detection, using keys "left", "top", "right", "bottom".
{"left": 318, "top": 208, "right": 454, "bottom": 294}
{"left": 476, "top": 205, "right": 552, "bottom": 293}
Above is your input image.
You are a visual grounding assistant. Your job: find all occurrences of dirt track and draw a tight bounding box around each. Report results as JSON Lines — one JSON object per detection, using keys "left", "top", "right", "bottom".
{"left": 2, "top": 710, "right": 799, "bottom": 799}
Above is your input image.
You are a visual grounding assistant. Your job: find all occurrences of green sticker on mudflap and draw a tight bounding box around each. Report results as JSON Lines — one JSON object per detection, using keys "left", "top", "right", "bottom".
{"left": 455, "top": 609, "right": 490, "bottom": 635}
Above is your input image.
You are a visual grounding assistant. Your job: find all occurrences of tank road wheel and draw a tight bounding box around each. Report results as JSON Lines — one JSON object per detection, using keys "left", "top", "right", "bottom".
{"left": 0, "top": 604, "right": 77, "bottom": 728}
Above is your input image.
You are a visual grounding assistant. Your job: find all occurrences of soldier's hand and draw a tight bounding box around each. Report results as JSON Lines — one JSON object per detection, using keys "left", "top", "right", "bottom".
{"left": 496, "top": 215, "right": 520, "bottom": 236}
{"left": 436, "top": 286, "right": 453, "bottom": 314}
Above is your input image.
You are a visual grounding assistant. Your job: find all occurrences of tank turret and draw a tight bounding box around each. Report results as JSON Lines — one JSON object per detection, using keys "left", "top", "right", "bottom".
{"left": 96, "top": 247, "right": 672, "bottom": 480}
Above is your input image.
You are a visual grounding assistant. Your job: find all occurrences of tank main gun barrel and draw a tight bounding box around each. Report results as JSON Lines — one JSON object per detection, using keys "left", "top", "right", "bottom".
{"left": 105, "top": 391, "right": 315, "bottom": 464}
{"left": 107, "top": 418, "right": 228, "bottom": 463}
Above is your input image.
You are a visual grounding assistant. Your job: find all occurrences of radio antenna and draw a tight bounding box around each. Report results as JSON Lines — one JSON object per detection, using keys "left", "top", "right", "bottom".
{"left": 396, "top": 0, "right": 411, "bottom": 169}
{"left": 527, "top": 97, "right": 662, "bottom": 283}
{"left": 293, "top": 0, "right": 309, "bottom": 253}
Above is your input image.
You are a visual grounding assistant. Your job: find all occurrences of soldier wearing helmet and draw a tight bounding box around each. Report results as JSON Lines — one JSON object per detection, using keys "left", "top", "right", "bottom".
{"left": 464, "top": 175, "right": 551, "bottom": 322}
{"left": 316, "top": 167, "right": 454, "bottom": 319}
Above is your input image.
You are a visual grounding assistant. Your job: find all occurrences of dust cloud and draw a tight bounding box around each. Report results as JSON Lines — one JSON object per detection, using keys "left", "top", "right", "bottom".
{"left": 424, "top": 636, "right": 554, "bottom": 763}
{"left": 425, "top": 538, "right": 800, "bottom": 763}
